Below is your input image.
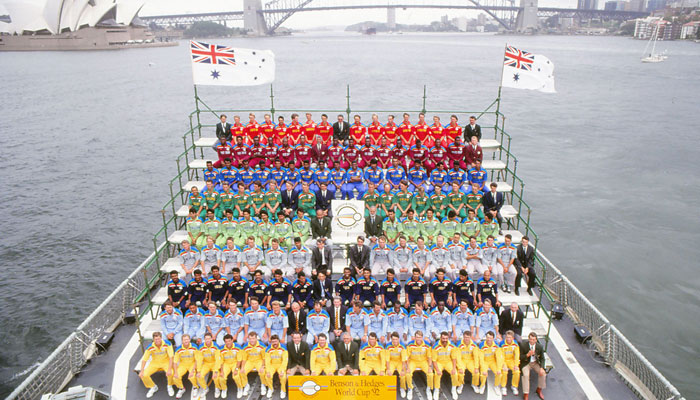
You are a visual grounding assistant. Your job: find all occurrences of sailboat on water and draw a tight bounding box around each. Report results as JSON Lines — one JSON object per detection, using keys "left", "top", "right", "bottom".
{"left": 641, "top": 21, "right": 667, "bottom": 63}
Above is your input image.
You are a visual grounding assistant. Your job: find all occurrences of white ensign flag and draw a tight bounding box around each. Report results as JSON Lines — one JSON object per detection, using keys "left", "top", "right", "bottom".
{"left": 500, "top": 45, "right": 555, "bottom": 93}
{"left": 190, "top": 40, "right": 275, "bottom": 86}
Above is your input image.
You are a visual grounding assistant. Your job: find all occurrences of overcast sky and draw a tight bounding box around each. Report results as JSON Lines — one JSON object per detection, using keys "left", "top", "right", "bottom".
{"left": 139, "top": 0, "right": 580, "bottom": 28}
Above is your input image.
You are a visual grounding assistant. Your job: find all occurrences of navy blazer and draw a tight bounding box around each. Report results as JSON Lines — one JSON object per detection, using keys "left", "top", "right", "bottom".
{"left": 482, "top": 190, "right": 504, "bottom": 213}
{"left": 315, "top": 189, "right": 334, "bottom": 211}
{"left": 281, "top": 189, "right": 299, "bottom": 211}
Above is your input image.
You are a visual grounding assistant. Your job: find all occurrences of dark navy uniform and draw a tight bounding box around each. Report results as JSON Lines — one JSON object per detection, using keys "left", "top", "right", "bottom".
{"left": 248, "top": 279, "right": 269, "bottom": 304}
{"left": 167, "top": 278, "right": 188, "bottom": 311}
{"left": 355, "top": 277, "right": 380, "bottom": 305}
{"left": 404, "top": 276, "right": 428, "bottom": 305}
{"left": 227, "top": 277, "right": 249, "bottom": 306}
{"left": 429, "top": 277, "right": 452, "bottom": 306}
{"left": 380, "top": 278, "right": 401, "bottom": 307}
{"left": 335, "top": 276, "right": 356, "bottom": 306}
{"left": 187, "top": 277, "right": 208, "bottom": 306}
{"left": 477, "top": 277, "right": 499, "bottom": 311}
{"left": 292, "top": 278, "right": 313, "bottom": 306}
{"left": 452, "top": 276, "right": 476, "bottom": 309}
{"left": 266, "top": 278, "right": 292, "bottom": 306}
{"left": 207, "top": 274, "right": 229, "bottom": 306}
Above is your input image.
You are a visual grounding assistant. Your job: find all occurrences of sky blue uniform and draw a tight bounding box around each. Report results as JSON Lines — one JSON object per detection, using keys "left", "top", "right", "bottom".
{"left": 346, "top": 308, "right": 371, "bottom": 341}
{"left": 266, "top": 309, "right": 289, "bottom": 340}
{"left": 244, "top": 305, "right": 269, "bottom": 342}
{"left": 407, "top": 310, "right": 432, "bottom": 344}
{"left": 451, "top": 307, "right": 475, "bottom": 337}
{"left": 160, "top": 308, "right": 184, "bottom": 347}
{"left": 307, "top": 309, "right": 331, "bottom": 345}
{"left": 184, "top": 307, "right": 206, "bottom": 343}
{"left": 386, "top": 307, "right": 409, "bottom": 340}
{"left": 204, "top": 308, "right": 227, "bottom": 345}
{"left": 429, "top": 307, "right": 452, "bottom": 338}
{"left": 223, "top": 308, "right": 245, "bottom": 345}
{"left": 368, "top": 310, "right": 389, "bottom": 341}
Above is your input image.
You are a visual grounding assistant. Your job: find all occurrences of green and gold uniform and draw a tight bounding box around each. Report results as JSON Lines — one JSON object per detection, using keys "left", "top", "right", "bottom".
{"left": 361, "top": 191, "right": 381, "bottom": 217}
{"left": 446, "top": 191, "right": 467, "bottom": 219}
{"left": 394, "top": 191, "right": 413, "bottom": 218}
{"left": 412, "top": 193, "right": 431, "bottom": 218}
{"left": 429, "top": 193, "right": 447, "bottom": 219}
{"left": 297, "top": 192, "right": 317, "bottom": 217}
{"left": 203, "top": 189, "right": 222, "bottom": 219}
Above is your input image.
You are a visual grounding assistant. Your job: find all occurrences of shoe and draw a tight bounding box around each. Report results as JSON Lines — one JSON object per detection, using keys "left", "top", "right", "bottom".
{"left": 167, "top": 385, "right": 175, "bottom": 397}
{"left": 243, "top": 385, "right": 250, "bottom": 396}
{"left": 536, "top": 387, "right": 544, "bottom": 399}
{"left": 451, "top": 386, "right": 458, "bottom": 399}
{"left": 456, "top": 385, "right": 463, "bottom": 395}
{"left": 400, "top": 388, "right": 406, "bottom": 398}
{"left": 260, "top": 384, "right": 267, "bottom": 396}
{"left": 515, "top": 288, "right": 520, "bottom": 296}
{"left": 527, "top": 288, "right": 534, "bottom": 296}
{"left": 426, "top": 389, "right": 433, "bottom": 400}
{"left": 502, "top": 386, "right": 507, "bottom": 395}
{"left": 266, "top": 387, "right": 272, "bottom": 398}
{"left": 191, "top": 388, "right": 199, "bottom": 398}
{"left": 407, "top": 389, "right": 413, "bottom": 400}
{"left": 176, "top": 388, "right": 186, "bottom": 399}
{"left": 202, "top": 387, "right": 209, "bottom": 397}
{"left": 479, "top": 385, "right": 486, "bottom": 394}
{"left": 433, "top": 388, "right": 439, "bottom": 399}
{"left": 215, "top": 387, "right": 221, "bottom": 398}
{"left": 221, "top": 389, "right": 227, "bottom": 398}
{"left": 236, "top": 388, "right": 242, "bottom": 399}
{"left": 512, "top": 386, "right": 519, "bottom": 395}
{"left": 146, "top": 385, "right": 158, "bottom": 398}
{"left": 505, "top": 285, "right": 511, "bottom": 293}
{"left": 280, "top": 390, "right": 286, "bottom": 399}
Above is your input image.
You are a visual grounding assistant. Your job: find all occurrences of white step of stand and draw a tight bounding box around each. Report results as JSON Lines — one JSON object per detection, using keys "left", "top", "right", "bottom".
{"left": 501, "top": 205, "right": 519, "bottom": 219}
{"left": 160, "top": 258, "right": 184, "bottom": 275}
{"left": 176, "top": 205, "right": 190, "bottom": 218}
{"left": 500, "top": 290, "right": 537, "bottom": 307}
{"left": 194, "top": 137, "right": 218, "bottom": 147}
{"left": 482, "top": 159, "right": 507, "bottom": 170}
{"left": 151, "top": 287, "right": 168, "bottom": 305}
{"left": 168, "top": 230, "right": 189, "bottom": 244}
{"left": 480, "top": 139, "right": 500, "bottom": 151}
{"left": 182, "top": 180, "right": 206, "bottom": 192}
{"left": 487, "top": 181, "right": 512, "bottom": 192}
{"left": 498, "top": 230, "right": 524, "bottom": 244}
{"left": 189, "top": 159, "right": 214, "bottom": 169}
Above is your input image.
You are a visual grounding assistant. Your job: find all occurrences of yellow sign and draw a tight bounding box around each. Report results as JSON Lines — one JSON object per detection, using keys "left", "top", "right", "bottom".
{"left": 288, "top": 375, "right": 397, "bottom": 400}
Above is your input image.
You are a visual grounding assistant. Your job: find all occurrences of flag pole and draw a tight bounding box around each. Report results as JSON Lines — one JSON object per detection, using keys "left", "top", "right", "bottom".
{"left": 193, "top": 84, "right": 202, "bottom": 140}
{"left": 495, "top": 43, "right": 507, "bottom": 136}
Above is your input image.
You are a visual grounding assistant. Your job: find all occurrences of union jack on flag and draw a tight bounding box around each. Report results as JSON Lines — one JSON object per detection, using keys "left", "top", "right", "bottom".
{"left": 504, "top": 45, "right": 534, "bottom": 71}
{"left": 191, "top": 41, "right": 236, "bottom": 65}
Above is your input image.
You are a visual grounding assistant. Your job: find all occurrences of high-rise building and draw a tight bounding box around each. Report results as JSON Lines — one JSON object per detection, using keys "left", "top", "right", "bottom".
{"left": 646, "top": 0, "right": 667, "bottom": 11}
{"left": 578, "top": 0, "right": 599, "bottom": 9}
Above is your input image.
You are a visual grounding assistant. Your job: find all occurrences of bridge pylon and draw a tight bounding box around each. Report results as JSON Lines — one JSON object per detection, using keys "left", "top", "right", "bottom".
{"left": 515, "top": 0, "right": 539, "bottom": 32}
{"left": 243, "top": 0, "right": 267, "bottom": 36}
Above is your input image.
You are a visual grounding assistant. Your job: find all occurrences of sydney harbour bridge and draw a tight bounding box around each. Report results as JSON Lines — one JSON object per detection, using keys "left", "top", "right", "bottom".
{"left": 140, "top": 0, "right": 648, "bottom": 35}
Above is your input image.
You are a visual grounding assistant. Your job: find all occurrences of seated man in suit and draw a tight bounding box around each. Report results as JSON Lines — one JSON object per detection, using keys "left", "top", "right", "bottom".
{"left": 309, "top": 209, "right": 333, "bottom": 249}
{"left": 520, "top": 332, "right": 547, "bottom": 400}
{"left": 327, "top": 296, "right": 347, "bottom": 346}
{"left": 336, "top": 332, "right": 360, "bottom": 376}
{"left": 348, "top": 236, "right": 370, "bottom": 277}
{"left": 281, "top": 181, "right": 299, "bottom": 217}
{"left": 499, "top": 302, "right": 524, "bottom": 341}
{"left": 311, "top": 239, "right": 333, "bottom": 278}
{"left": 315, "top": 182, "right": 334, "bottom": 216}
{"left": 288, "top": 302, "right": 307, "bottom": 341}
{"left": 482, "top": 182, "right": 504, "bottom": 226}
{"left": 312, "top": 270, "right": 333, "bottom": 308}
{"left": 364, "top": 206, "right": 384, "bottom": 245}
{"left": 514, "top": 236, "right": 537, "bottom": 296}
{"left": 287, "top": 331, "right": 310, "bottom": 376}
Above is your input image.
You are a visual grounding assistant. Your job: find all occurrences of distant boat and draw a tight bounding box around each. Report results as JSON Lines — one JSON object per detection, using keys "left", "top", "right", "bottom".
{"left": 641, "top": 22, "right": 666, "bottom": 63}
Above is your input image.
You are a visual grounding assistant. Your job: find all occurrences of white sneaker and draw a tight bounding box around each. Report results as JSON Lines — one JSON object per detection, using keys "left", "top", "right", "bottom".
{"left": 168, "top": 385, "right": 175, "bottom": 397}
{"left": 451, "top": 386, "right": 458, "bottom": 399}
{"left": 512, "top": 386, "right": 519, "bottom": 395}
{"left": 433, "top": 388, "right": 440, "bottom": 399}
{"left": 260, "top": 384, "right": 267, "bottom": 396}
{"left": 266, "top": 387, "right": 272, "bottom": 398}
{"left": 202, "top": 386, "right": 209, "bottom": 396}
{"left": 426, "top": 389, "right": 432, "bottom": 400}
{"left": 407, "top": 388, "right": 413, "bottom": 400}
{"left": 502, "top": 386, "right": 508, "bottom": 395}
{"left": 280, "top": 390, "right": 286, "bottom": 399}
{"left": 191, "top": 387, "right": 199, "bottom": 398}
{"left": 400, "top": 388, "right": 406, "bottom": 398}
{"left": 457, "top": 385, "right": 463, "bottom": 394}
{"left": 176, "top": 388, "right": 186, "bottom": 399}
{"left": 221, "top": 389, "right": 227, "bottom": 398}
{"left": 236, "top": 388, "right": 242, "bottom": 399}
{"left": 215, "top": 387, "right": 221, "bottom": 398}
{"left": 479, "top": 385, "right": 486, "bottom": 394}
{"left": 242, "top": 385, "right": 250, "bottom": 396}
{"left": 471, "top": 384, "right": 479, "bottom": 393}
{"left": 146, "top": 385, "right": 158, "bottom": 398}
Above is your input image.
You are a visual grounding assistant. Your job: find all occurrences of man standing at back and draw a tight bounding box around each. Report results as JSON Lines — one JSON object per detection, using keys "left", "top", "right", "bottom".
{"left": 333, "top": 114, "right": 349, "bottom": 143}
{"left": 464, "top": 116, "right": 481, "bottom": 142}
{"left": 216, "top": 114, "right": 232, "bottom": 143}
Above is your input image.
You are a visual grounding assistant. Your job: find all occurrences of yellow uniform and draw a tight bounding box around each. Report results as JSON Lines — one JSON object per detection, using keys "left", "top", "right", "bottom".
{"left": 479, "top": 341, "right": 503, "bottom": 388}
{"left": 431, "top": 342, "right": 458, "bottom": 389}
{"left": 173, "top": 344, "right": 199, "bottom": 390}
{"left": 240, "top": 342, "right": 268, "bottom": 388}
{"left": 359, "top": 343, "right": 385, "bottom": 375}
{"left": 140, "top": 341, "right": 174, "bottom": 388}
{"left": 385, "top": 343, "right": 408, "bottom": 390}
{"left": 197, "top": 343, "right": 222, "bottom": 389}
{"left": 501, "top": 339, "right": 521, "bottom": 388}
{"left": 218, "top": 344, "right": 244, "bottom": 391}
{"left": 452, "top": 339, "right": 485, "bottom": 387}
{"left": 405, "top": 340, "right": 434, "bottom": 390}
{"left": 265, "top": 344, "right": 289, "bottom": 391}
{"left": 310, "top": 344, "right": 337, "bottom": 375}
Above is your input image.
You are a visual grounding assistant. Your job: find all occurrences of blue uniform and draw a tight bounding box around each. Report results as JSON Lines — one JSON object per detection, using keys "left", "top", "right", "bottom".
{"left": 269, "top": 168, "right": 288, "bottom": 187}
{"left": 355, "top": 277, "right": 380, "bottom": 304}
{"left": 380, "top": 278, "right": 401, "bottom": 307}
{"left": 299, "top": 167, "right": 315, "bottom": 186}
{"left": 429, "top": 169, "right": 449, "bottom": 194}
{"left": 203, "top": 167, "right": 221, "bottom": 185}
{"left": 244, "top": 305, "right": 269, "bottom": 342}
{"left": 184, "top": 307, "right": 206, "bottom": 342}
{"left": 313, "top": 169, "right": 333, "bottom": 192}
{"left": 160, "top": 308, "right": 184, "bottom": 346}
{"left": 286, "top": 169, "right": 301, "bottom": 190}
{"left": 408, "top": 167, "right": 429, "bottom": 192}
{"left": 218, "top": 167, "right": 238, "bottom": 187}
{"left": 346, "top": 308, "right": 371, "bottom": 341}
{"left": 386, "top": 166, "right": 407, "bottom": 188}
{"left": 254, "top": 169, "right": 271, "bottom": 188}
{"left": 468, "top": 168, "right": 488, "bottom": 190}
{"left": 363, "top": 167, "right": 384, "bottom": 192}
{"left": 330, "top": 168, "right": 346, "bottom": 194}
{"left": 306, "top": 309, "right": 331, "bottom": 344}
{"left": 343, "top": 167, "right": 365, "bottom": 199}
{"left": 238, "top": 167, "right": 256, "bottom": 189}
{"left": 386, "top": 307, "right": 409, "bottom": 339}
{"left": 223, "top": 308, "right": 245, "bottom": 344}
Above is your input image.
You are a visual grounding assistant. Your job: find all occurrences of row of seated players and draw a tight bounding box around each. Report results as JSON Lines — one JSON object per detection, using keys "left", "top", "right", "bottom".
{"left": 148, "top": 303, "right": 546, "bottom": 399}
{"left": 177, "top": 233, "right": 536, "bottom": 294}
{"left": 213, "top": 112, "right": 483, "bottom": 150}
{"left": 195, "top": 157, "right": 492, "bottom": 208}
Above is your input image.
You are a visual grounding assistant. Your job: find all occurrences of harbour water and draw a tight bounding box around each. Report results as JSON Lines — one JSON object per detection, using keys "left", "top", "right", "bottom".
{"left": 0, "top": 32, "right": 698, "bottom": 398}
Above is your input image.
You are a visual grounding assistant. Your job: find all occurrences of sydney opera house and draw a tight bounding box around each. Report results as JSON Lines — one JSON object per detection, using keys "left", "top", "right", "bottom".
{"left": 0, "top": 0, "right": 176, "bottom": 50}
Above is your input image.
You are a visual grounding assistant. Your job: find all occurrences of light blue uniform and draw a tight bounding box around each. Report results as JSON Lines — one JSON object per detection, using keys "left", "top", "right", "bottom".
{"left": 407, "top": 310, "right": 432, "bottom": 344}
{"left": 244, "top": 305, "right": 269, "bottom": 342}
{"left": 451, "top": 307, "right": 475, "bottom": 337}
{"left": 160, "top": 308, "right": 184, "bottom": 347}
{"left": 223, "top": 308, "right": 245, "bottom": 345}
{"left": 266, "top": 309, "right": 290, "bottom": 341}
{"left": 184, "top": 307, "right": 206, "bottom": 343}
{"left": 346, "top": 308, "right": 370, "bottom": 341}
{"left": 386, "top": 307, "right": 409, "bottom": 340}
{"left": 306, "top": 309, "right": 331, "bottom": 345}
{"left": 428, "top": 308, "right": 452, "bottom": 339}
{"left": 476, "top": 308, "right": 499, "bottom": 340}
{"left": 367, "top": 310, "right": 389, "bottom": 341}
{"left": 204, "top": 309, "right": 227, "bottom": 346}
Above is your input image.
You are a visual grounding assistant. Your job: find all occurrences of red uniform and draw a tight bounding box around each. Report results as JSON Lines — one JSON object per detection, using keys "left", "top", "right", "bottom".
{"left": 263, "top": 145, "right": 278, "bottom": 168}
{"left": 327, "top": 145, "right": 345, "bottom": 168}
{"left": 213, "top": 142, "right": 234, "bottom": 168}
{"left": 367, "top": 122, "right": 384, "bottom": 146}
{"left": 382, "top": 123, "right": 398, "bottom": 145}
{"left": 444, "top": 123, "right": 462, "bottom": 145}
{"left": 375, "top": 145, "right": 393, "bottom": 169}
{"left": 409, "top": 145, "right": 429, "bottom": 168}
{"left": 287, "top": 122, "right": 303, "bottom": 145}
{"left": 294, "top": 144, "right": 312, "bottom": 167}
{"left": 231, "top": 123, "right": 245, "bottom": 141}
{"left": 343, "top": 145, "right": 361, "bottom": 169}
{"left": 414, "top": 122, "right": 433, "bottom": 148}
{"left": 302, "top": 121, "right": 317, "bottom": 143}
{"left": 273, "top": 124, "right": 288, "bottom": 146}
{"left": 358, "top": 144, "right": 377, "bottom": 168}
{"left": 278, "top": 145, "right": 296, "bottom": 167}
{"left": 260, "top": 121, "right": 275, "bottom": 145}
{"left": 428, "top": 145, "right": 448, "bottom": 172}
{"left": 249, "top": 144, "right": 266, "bottom": 168}
{"left": 397, "top": 122, "right": 415, "bottom": 146}
{"left": 428, "top": 123, "right": 445, "bottom": 144}
{"left": 232, "top": 144, "right": 251, "bottom": 168}
{"left": 316, "top": 122, "right": 333, "bottom": 144}
{"left": 446, "top": 142, "right": 467, "bottom": 169}
{"left": 349, "top": 123, "right": 366, "bottom": 144}
{"left": 392, "top": 145, "right": 410, "bottom": 170}
{"left": 244, "top": 121, "right": 261, "bottom": 146}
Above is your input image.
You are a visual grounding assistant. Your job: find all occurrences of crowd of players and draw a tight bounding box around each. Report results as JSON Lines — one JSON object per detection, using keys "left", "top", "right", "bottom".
{"left": 138, "top": 112, "right": 546, "bottom": 400}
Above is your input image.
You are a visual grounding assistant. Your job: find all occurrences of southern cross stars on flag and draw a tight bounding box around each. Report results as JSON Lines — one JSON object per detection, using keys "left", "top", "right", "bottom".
{"left": 189, "top": 40, "right": 275, "bottom": 87}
